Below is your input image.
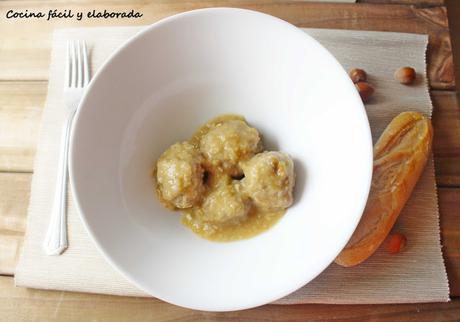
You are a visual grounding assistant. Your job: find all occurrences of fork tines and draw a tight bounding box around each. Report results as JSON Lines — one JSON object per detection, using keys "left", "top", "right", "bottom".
{"left": 66, "top": 40, "right": 90, "bottom": 88}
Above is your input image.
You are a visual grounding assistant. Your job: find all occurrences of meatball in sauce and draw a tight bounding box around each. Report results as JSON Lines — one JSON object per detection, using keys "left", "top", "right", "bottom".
{"left": 154, "top": 115, "right": 295, "bottom": 242}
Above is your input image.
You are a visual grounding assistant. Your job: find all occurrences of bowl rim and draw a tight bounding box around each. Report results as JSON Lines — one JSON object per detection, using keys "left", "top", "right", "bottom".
{"left": 69, "top": 7, "right": 373, "bottom": 311}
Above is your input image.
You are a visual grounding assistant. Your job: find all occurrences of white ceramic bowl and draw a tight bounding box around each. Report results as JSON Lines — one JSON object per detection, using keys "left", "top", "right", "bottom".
{"left": 70, "top": 8, "right": 372, "bottom": 311}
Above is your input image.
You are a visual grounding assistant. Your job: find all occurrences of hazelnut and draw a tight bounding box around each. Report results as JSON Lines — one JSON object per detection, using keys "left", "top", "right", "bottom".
{"left": 355, "top": 82, "right": 374, "bottom": 103}
{"left": 349, "top": 68, "right": 367, "bottom": 83}
{"left": 384, "top": 233, "right": 407, "bottom": 254}
{"left": 394, "top": 67, "right": 416, "bottom": 84}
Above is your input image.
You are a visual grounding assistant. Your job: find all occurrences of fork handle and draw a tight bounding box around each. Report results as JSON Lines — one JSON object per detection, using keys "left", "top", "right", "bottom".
{"left": 43, "top": 109, "right": 77, "bottom": 255}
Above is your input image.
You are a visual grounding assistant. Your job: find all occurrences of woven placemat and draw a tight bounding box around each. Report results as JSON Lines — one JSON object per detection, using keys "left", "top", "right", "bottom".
{"left": 15, "top": 26, "right": 449, "bottom": 304}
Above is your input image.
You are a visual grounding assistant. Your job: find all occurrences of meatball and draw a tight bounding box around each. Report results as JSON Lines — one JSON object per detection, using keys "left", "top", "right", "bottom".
{"left": 156, "top": 142, "right": 205, "bottom": 209}
{"left": 241, "top": 151, "right": 295, "bottom": 210}
{"left": 200, "top": 120, "right": 262, "bottom": 174}
{"left": 199, "top": 181, "right": 251, "bottom": 225}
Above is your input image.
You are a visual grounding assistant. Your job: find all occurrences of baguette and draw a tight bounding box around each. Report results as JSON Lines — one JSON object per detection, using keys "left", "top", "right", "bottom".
{"left": 335, "top": 111, "right": 433, "bottom": 267}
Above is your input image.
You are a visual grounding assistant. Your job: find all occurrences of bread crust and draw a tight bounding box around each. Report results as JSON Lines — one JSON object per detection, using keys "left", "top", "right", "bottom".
{"left": 335, "top": 112, "right": 433, "bottom": 267}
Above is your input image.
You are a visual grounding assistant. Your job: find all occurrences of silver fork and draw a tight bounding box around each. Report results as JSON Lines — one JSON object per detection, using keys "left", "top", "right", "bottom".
{"left": 43, "top": 40, "right": 90, "bottom": 255}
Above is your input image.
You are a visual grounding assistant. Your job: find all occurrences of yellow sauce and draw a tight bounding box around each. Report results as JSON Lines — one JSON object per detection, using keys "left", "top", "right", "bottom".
{"left": 181, "top": 208, "right": 285, "bottom": 242}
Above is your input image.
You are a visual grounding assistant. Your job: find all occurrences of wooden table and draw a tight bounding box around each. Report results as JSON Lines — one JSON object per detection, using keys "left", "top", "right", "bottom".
{"left": 1, "top": 0, "right": 460, "bottom": 320}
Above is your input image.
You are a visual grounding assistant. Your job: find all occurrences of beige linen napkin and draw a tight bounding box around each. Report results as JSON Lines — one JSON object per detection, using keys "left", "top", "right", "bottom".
{"left": 15, "top": 26, "right": 449, "bottom": 304}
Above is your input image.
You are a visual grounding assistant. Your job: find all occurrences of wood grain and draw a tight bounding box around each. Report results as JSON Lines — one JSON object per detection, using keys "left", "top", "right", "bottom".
{"left": 0, "top": 82, "right": 45, "bottom": 172}
{"left": 0, "top": 173, "right": 31, "bottom": 275}
{"left": 432, "top": 91, "right": 460, "bottom": 187}
{"left": 0, "top": 81, "right": 45, "bottom": 172}
{"left": 439, "top": 188, "right": 460, "bottom": 297}
{"left": 360, "top": 0, "right": 444, "bottom": 6}
{"left": 0, "top": 1, "right": 454, "bottom": 89}
{"left": 0, "top": 276, "right": 459, "bottom": 322}
{"left": 446, "top": 0, "right": 460, "bottom": 95}
{"left": 0, "top": 0, "right": 458, "bottom": 319}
